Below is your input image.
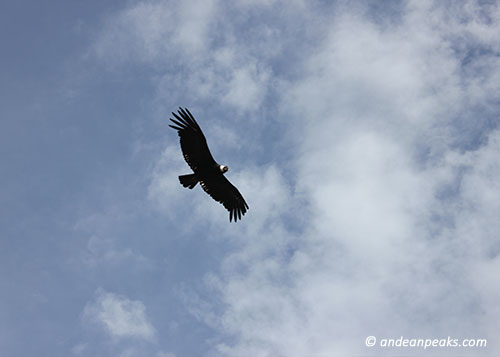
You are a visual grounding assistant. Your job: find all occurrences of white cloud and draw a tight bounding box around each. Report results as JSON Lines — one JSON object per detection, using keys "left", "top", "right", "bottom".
{"left": 456, "top": 130, "right": 500, "bottom": 341}
{"left": 92, "top": 0, "right": 218, "bottom": 64}
{"left": 221, "top": 63, "right": 270, "bottom": 111}
{"left": 83, "top": 289, "right": 156, "bottom": 341}
{"left": 92, "top": 0, "right": 273, "bottom": 112}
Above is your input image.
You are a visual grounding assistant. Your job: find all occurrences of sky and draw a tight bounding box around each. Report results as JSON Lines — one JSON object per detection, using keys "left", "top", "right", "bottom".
{"left": 1, "top": 0, "right": 500, "bottom": 356}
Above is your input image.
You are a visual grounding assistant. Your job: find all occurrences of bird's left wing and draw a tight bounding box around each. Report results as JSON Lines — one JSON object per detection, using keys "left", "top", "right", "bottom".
{"left": 199, "top": 175, "right": 249, "bottom": 222}
{"left": 168, "top": 107, "right": 216, "bottom": 171}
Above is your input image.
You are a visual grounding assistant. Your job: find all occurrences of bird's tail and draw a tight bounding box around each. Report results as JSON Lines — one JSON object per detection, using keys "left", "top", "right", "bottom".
{"left": 179, "top": 174, "right": 198, "bottom": 189}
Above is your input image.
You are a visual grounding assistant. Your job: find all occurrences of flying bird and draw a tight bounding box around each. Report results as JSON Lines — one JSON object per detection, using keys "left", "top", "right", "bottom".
{"left": 169, "top": 107, "right": 249, "bottom": 222}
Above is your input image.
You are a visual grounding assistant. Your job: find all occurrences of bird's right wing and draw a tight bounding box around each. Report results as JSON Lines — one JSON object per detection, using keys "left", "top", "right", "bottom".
{"left": 169, "top": 107, "right": 216, "bottom": 171}
{"left": 199, "top": 174, "right": 249, "bottom": 222}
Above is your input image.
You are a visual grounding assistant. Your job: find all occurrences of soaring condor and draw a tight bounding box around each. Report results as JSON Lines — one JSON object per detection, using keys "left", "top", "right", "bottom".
{"left": 169, "top": 108, "right": 249, "bottom": 222}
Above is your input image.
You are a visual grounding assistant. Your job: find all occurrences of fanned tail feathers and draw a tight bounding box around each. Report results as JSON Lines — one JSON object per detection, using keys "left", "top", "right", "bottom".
{"left": 179, "top": 174, "right": 198, "bottom": 189}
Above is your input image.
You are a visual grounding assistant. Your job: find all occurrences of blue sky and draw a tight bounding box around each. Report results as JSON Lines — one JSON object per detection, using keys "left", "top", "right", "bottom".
{"left": 1, "top": 0, "right": 500, "bottom": 356}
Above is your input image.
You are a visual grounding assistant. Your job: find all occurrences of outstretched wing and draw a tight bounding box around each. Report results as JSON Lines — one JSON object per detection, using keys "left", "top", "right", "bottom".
{"left": 200, "top": 175, "right": 249, "bottom": 222}
{"left": 168, "top": 107, "right": 216, "bottom": 171}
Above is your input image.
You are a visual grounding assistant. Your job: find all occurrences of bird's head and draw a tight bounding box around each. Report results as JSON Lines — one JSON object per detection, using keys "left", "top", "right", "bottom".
{"left": 220, "top": 165, "right": 229, "bottom": 173}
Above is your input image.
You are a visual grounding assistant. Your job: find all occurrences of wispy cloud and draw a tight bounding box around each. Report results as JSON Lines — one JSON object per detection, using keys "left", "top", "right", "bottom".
{"left": 83, "top": 289, "right": 156, "bottom": 341}
{"left": 91, "top": 0, "right": 278, "bottom": 113}
{"left": 92, "top": 0, "right": 218, "bottom": 64}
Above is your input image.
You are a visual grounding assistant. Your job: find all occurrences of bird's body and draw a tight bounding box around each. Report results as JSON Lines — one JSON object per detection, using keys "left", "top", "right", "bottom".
{"left": 169, "top": 108, "right": 249, "bottom": 222}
